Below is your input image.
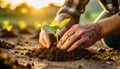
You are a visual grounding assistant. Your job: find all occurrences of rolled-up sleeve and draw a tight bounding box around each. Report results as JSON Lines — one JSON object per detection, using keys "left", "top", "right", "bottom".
{"left": 57, "top": 0, "right": 89, "bottom": 23}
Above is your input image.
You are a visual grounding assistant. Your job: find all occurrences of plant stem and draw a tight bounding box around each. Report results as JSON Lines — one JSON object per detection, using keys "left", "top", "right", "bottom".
{"left": 54, "top": 33, "right": 58, "bottom": 43}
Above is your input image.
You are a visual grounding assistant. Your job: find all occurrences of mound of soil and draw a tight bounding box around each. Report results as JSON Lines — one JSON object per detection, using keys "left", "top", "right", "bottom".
{"left": 0, "top": 50, "right": 31, "bottom": 69}
{"left": 25, "top": 34, "right": 120, "bottom": 62}
{"left": 26, "top": 47, "right": 95, "bottom": 61}
{"left": 0, "top": 30, "right": 18, "bottom": 38}
{"left": 0, "top": 40, "right": 15, "bottom": 49}
{"left": 26, "top": 35, "right": 95, "bottom": 61}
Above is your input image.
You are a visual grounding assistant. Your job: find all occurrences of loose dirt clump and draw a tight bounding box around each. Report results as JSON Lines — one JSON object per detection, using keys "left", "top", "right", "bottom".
{"left": 0, "top": 40, "right": 15, "bottom": 49}
{"left": 92, "top": 48, "right": 120, "bottom": 62}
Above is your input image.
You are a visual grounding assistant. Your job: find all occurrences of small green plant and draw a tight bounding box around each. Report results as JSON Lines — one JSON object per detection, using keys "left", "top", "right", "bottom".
{"left": 43, "top": 18, "right": 71, "bottom": 42}
{"left": 18, "top": 21, "right": 27, "bottom": 30}
{"left": 2, "top": 20, "right": 13, "bottom": 32}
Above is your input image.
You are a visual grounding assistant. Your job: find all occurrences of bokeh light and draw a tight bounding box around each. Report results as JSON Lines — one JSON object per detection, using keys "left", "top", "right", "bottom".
{"left": 4, "top": 0, "right": 65, "bottom": 9}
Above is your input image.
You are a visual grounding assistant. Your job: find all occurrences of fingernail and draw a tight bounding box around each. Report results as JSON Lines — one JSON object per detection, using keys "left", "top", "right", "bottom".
{"left": 67, "top": 49, "right": 70, "bottom": 52}
{"left": 67, "top": 48, "right": 72, "bottom": 52}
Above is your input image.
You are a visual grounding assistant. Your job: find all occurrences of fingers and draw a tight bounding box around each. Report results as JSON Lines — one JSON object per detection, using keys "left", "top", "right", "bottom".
{"left": 57, "top": 27, "right": 75, "bottom": 48}
{"left": 39, "top": 31, "right": 51, "bottom": 48}
{"left": 57, "top": 28, "right": 84, "bottom": 50}
{"left": 43, "top": 33, "right": 51, "bottom": 48}
{"left": 67, "top": 38, "right": 86, "bottom": 52}
{"left": 60, "top": 34, "right": 78, "bottom": 50}
{"left": 39, "top": 36, "right": 46, "bottom": 47}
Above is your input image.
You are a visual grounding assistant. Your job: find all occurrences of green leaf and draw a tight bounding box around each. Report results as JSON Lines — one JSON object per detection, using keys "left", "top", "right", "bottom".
{"left": 43, "top": 25, "right": 54, "bottom": 34}
{"left": 52, "top": 25, "right": 60, "bottom": 32}
{"left": 52, "top": 26, "right": 60, "bottom": 30}
{"left": 59, "top": 18, "right": 71, "bottom": 28}
{"left": 51, "top": 20, "right": 58, "bottom": 27}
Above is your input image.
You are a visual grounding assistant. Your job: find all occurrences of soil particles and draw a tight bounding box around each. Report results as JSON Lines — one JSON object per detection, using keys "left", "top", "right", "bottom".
{"left": 0, "top": 27, "right": 120, "bottom": 69}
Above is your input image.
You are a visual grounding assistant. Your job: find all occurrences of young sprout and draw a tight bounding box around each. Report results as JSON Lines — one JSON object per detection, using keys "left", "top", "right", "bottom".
{"left": 43, "top": 18, "right": 71, "bottom": 42}
{"left": 34, "top": 21, "right": 41, "bottom": 30}
{"left": 2, "top": 20, "right": 13, "bottom": 32}
{"left": 18, "top": 21, "right": 27, "bottom": 30}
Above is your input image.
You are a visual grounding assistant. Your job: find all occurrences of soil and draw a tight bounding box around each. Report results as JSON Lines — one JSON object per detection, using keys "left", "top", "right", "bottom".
{"left": 19, "top": 29, "right": 31, "bottom": 34}
{"left": 0, "top": 40, "right": 15, "bottom": 49}
{"left": 0, "top": 30, "right": 19, "bottom": 38}
{"left": 0, "top": 27, "right": 120, "bottom": 69}
{"left": 26, "top": 35, "right": 95, "bottom": 61}
{"left": 31, "top": 30, "right": 40, "bottom": 39}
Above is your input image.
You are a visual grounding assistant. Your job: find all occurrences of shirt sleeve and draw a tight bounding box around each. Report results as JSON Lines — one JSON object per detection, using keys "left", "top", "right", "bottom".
{"left": 98, "top": 0, "right": 119, "bottom": 13}
{"left": 57, "top": 0, "right": 89, "bottom": 23}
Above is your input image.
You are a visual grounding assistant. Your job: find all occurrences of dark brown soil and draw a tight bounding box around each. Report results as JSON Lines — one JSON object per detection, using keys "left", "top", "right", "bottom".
{"left": 0, "top": 30, "right": 19, "bottom": 38}
{"left": 26, "top": 34, "right": 95, "bottom": 61}
{"left": 0, "top": 40, "right": 15, "bottom": 49}
{"left": 0, "top": 27, "right": 120, "bottom": 69}
{"left": 19, "top": 29, "right": 31, "bottom": 34}
{"left": 31, "top": 30, "right": 40, "bottom": 39}
{"left": 25, "top": 34, "right": 120, "bottom": 63}
{"left": 26, "top": 47, "right": 95, "bottom": 61}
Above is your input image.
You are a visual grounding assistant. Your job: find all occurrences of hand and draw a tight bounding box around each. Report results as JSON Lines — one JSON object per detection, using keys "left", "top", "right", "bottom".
{"left": 57, "top": 23, "right": 102, "bottom": 52}
{"left": 39, "top": 13, "right": 73, "bottom": 48}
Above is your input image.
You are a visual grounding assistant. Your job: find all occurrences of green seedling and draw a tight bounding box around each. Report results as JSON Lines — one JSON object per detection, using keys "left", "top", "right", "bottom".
{"left": 2, "top": 20, "right": 13, "bottom": 32}
{"left": 43, "top": 18, "right": 71, "bottom": 42}
{"left": 18, "top": 21, "right": 27, "bottom": 30}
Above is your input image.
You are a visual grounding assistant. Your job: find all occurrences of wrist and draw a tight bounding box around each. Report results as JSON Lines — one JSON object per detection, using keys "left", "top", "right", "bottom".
{"left": 54, "top": 13, "right": 73, "bottom": 23}
{"left": 93, "top": 23, "right": 104, "bottom": 39}
{"left": 97, "top": 14, "right": 120, "bottom": 38}
{"left": 57, "top": 6, "right": 80, "bottom": 23}
{"left": 55, "top": 13, "right": 76, "bottom": 30}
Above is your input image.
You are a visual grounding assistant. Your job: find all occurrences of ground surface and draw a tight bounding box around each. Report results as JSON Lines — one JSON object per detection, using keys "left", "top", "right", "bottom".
{"left": 0, "top": 29, "right": 120, "bottom": 69}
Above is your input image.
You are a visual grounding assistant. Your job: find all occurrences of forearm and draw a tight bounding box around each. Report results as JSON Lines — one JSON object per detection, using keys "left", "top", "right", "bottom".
{"left": 97, "top": 13, "right": 120, "bottom": 38}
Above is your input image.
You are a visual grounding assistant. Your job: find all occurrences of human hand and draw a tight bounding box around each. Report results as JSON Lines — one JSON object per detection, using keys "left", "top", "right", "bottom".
{"left": 39, "top": 29, "right": 51, "bottom": 48}
{"left": 39, "top": 13, "right": 73, "bottom": 48}
{"left": 57, "top": 23, "right": 103, "bottom": 52}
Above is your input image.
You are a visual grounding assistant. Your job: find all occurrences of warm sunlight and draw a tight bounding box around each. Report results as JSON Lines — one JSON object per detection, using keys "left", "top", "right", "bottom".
{"left": 4, "top": 0, "right": 65, "bottom": 8}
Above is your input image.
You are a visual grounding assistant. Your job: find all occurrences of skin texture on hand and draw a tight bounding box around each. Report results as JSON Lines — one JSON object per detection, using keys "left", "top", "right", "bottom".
{"left": 57, "top": 13, "right": 120, "bottom": 52}
{"left": 57, "top": 23, "right": 103, "bottom": 52}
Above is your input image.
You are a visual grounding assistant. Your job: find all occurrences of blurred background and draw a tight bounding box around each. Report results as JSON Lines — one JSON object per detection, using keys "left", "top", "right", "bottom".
{"left": 0, "top": 0, "right": 103, "bottom": 26}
